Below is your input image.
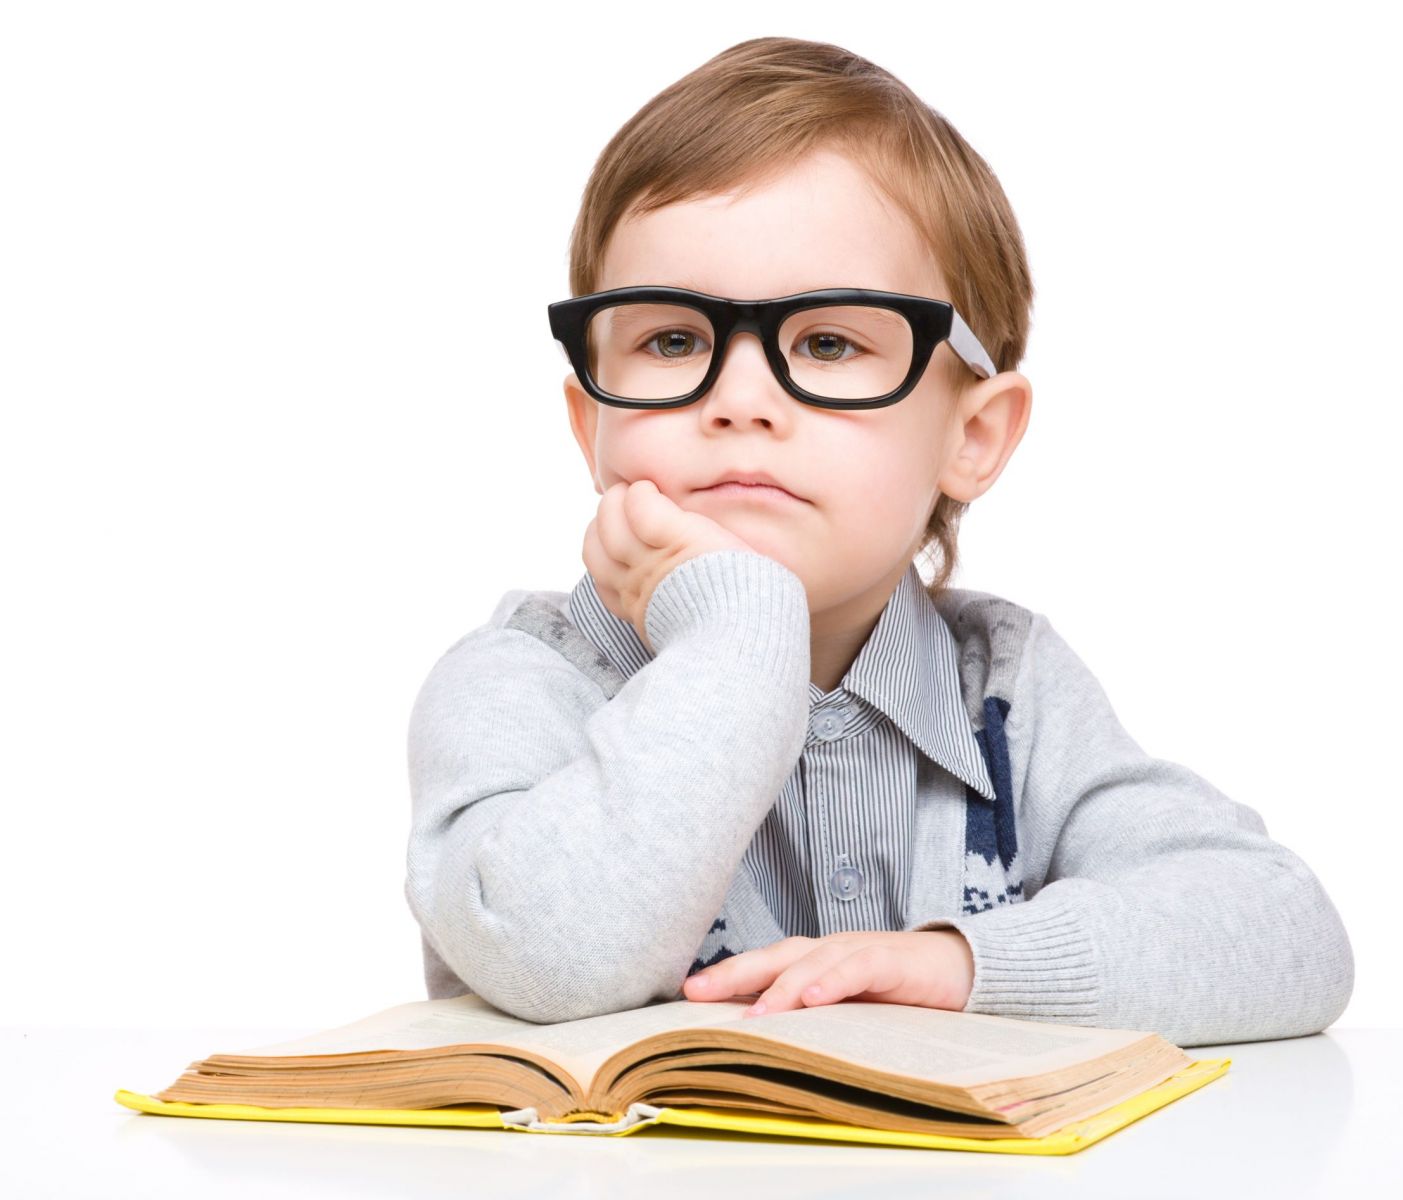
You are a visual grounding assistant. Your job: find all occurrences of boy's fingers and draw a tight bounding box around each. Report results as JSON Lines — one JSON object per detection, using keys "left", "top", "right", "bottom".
{"left": 772, "top": 946, "right": 904, "bottom": 1014}
{"left": 595, "top": 482, "right": 645, "bottom": 565}
{"left": 623, "top": 480, "right": 684, "bottom": 549}
{"left": 582, "top": 516, "right": 623, "bottom": 578}
{"left": 684, "top": 937, "right": 817, "bottom": 1001}
{"left": 743, "top": 942, "right": 858, "bottom": 1015}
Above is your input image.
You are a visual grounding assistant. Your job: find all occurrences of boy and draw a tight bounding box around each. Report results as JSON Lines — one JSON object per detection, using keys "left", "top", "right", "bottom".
{"left": 404, "top": 37, "right": 1353, "bottom": 1045}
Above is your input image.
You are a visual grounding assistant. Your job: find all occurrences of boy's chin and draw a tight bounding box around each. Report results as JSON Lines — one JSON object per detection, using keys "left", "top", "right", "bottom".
{"left": 723, "top": 526, "right": 806, "bottom": 576}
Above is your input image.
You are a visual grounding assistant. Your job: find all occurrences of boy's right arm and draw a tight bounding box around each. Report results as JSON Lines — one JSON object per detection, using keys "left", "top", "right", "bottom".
{"left": 404, "top": 548, "right": 811, "bottom": 1024}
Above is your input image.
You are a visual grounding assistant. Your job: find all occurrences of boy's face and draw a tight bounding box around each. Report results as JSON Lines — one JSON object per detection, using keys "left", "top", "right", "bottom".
{"left": 565, "top": 148, "right": 1030, "bottom": 623}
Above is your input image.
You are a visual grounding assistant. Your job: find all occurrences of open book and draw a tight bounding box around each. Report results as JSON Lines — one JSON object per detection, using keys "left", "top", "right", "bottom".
{"left": 115, "top": 993, "right": 1230, "bottom": 1155}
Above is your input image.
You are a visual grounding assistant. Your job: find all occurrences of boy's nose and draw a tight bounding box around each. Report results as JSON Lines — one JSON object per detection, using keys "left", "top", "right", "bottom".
{"left": 702, "top": 331, "right": 795, "bottom": 419}
{"left": 716, "top": 329, "right": 770, "bottom": 370}
{"left": 719, "top": 328, "right": 795, "bottom": 384}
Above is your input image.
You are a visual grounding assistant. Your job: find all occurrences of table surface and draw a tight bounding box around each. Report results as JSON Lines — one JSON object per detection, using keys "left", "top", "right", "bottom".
{"left": 3, "top": 1024, "right": 1397, "bottom": 1198}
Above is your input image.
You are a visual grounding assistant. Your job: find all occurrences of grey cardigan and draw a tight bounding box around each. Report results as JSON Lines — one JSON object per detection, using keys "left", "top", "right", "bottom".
{"left": 404, "top": 549, "right": 1354, "bottom": 1046}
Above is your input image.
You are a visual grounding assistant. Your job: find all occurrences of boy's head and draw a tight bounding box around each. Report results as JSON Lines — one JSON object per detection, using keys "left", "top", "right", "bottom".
{"left": 563, "top": 37, "right": 1033, "bottom": 624}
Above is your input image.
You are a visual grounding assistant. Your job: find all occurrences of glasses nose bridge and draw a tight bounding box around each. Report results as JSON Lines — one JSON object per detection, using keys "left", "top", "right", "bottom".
{"left": 707, "top": 300, "right": 788, "bottom": 408}
{"left": 717, "top": 300, "right": 774, "bottom": 359}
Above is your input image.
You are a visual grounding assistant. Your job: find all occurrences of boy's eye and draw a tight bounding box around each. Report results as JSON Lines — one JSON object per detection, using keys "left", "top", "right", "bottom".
{"left": 647, "top": 329, "right": 708, "bottom": 358}
{"left": 798, "top": 332, "right": 863, "bottom": 363}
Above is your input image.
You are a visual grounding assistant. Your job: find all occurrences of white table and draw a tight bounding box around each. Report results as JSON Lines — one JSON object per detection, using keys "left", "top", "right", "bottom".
{"left": 3, "top": 1026, "right": 1397, "bottom": 1198}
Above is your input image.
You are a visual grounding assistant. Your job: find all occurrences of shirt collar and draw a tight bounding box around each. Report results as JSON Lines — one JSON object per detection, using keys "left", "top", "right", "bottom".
{"left": 567, "top": 561, "right": 996, "bottom": 801}
{"left": 836, "top": 563, "right": 996, "bottom": 801}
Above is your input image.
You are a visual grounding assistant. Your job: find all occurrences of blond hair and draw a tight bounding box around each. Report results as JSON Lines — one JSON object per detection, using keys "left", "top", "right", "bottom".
{"left": 566, "top": 36, "right": 1034, "bottom": 599}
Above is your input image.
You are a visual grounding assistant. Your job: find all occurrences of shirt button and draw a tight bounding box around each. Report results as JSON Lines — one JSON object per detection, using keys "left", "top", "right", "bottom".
{"left": 828, "top": 864, "right": 864, "bottom": 901}
{"left": 813, "top": 708, "right": 849, "bottom": 740}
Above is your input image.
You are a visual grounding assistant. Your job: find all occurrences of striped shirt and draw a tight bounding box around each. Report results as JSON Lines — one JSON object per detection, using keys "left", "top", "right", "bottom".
{"left": 568, "top": 559, "right": 994, "bottom": 943}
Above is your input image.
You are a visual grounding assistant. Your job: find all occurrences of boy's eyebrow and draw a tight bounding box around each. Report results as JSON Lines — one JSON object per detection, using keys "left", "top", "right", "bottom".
{"left": 605, "top": 304, "right": 670, "bottom": 330}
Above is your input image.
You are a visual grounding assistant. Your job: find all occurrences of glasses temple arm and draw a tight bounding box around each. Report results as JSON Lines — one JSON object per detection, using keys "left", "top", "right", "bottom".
{"left": 948, "top": 311, "right": 997, "bottom": 379}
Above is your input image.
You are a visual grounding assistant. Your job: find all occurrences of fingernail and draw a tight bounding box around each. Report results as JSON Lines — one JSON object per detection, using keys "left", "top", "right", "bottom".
{"left": 691, "top": 974, "right": 709, "bottom": 989}
{"left": 746, "top": 1000, "right": 767, "bottom": 1016}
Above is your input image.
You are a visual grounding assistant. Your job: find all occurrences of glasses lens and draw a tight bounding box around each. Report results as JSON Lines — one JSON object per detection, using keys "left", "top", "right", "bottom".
{"left": 779, "top": 305, "right": 914, "bottom": 400}
{"left": 583, "top": 302, "right": 915, "bottom": 402}
{"left": 586, "top": 302, "right": 711, "bottom": 402}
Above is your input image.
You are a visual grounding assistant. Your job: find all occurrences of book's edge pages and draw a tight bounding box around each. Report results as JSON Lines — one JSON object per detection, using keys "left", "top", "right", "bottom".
{"left": 653, "top": 1058, "right": 1230, "bottom": 1155}
{"left": 112, "top": 1057, "right": 1228, "bottom": 1155}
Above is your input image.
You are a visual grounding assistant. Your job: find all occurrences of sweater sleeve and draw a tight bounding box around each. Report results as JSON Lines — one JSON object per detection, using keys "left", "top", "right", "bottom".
{"left": 404, "top": 549, "right": 811, "bottom": 1025}
{"left": 913, "top": 611, "right": 1355, "bottom": 1046}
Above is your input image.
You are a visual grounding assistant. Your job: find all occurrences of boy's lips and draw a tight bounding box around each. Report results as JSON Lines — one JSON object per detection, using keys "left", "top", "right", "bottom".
{"left": 697, "top": 481, "right": 807, "bottom": 504}
{"left": 695, "top": 470, "right": 808, "bottom": 502}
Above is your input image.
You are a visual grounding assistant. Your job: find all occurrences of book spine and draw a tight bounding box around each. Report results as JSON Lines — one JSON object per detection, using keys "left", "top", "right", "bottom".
{"left": 498, "top": 1102, "right": 664, "bottom": 1134}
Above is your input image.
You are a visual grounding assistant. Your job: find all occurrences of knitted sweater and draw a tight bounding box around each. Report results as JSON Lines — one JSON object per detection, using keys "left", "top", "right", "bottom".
{"left": 404, "top": 549, "right": 1354, "bottom": 1046}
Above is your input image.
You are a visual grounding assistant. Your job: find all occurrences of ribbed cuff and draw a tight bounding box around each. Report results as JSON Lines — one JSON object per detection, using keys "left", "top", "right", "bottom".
{"left": 913, "top": 894, "right": 1101, "bottom": 1024}
{"left": 645, "top": 549, "right": 810, "bottom": 668}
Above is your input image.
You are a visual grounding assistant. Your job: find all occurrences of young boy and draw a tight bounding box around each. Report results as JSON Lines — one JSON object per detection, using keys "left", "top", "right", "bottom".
{"left": 404, "top": 37, "right": 1353, "bottom": 1046}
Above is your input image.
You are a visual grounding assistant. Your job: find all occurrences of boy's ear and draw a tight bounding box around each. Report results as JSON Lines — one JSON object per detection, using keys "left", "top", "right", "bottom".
{"left": 564, "top": 372, "right": 604, "bottom": 495}
{"left": 936, "top": 371, "right": 1032, "bottom": 504}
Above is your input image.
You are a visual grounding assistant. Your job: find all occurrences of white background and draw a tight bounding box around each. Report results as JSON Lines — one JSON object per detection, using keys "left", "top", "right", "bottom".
{"left": 3, "top": 0, "right": 1398, "bottom": 1031}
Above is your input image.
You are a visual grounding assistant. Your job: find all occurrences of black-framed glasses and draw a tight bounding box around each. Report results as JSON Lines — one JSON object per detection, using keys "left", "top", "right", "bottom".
{"left": 547, "top": 285, "right": 997, "bottom": 411}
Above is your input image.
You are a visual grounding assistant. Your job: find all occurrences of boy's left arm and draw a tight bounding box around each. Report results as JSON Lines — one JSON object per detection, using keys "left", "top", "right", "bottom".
{"left": 914, "top": 611, "right": 1355, "bottom": 1047}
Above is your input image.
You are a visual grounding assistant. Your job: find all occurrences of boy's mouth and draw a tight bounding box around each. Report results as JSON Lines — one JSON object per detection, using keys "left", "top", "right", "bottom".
{"left": 698, "top": 481, "right": 805, "bottom": 504}
{"left": 696, "top": 470, "right": 808, "bottom": 502}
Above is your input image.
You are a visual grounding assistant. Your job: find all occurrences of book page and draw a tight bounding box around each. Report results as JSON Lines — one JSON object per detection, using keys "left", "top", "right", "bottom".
{"left": 709, "top": 1002, "right": 1154, "bottom": 1088}
{"left": 226, "top": 994, "right": 756, "bottom": 1087}
{"left": 492, "top": 997, "right": 760, "bottom": 1089}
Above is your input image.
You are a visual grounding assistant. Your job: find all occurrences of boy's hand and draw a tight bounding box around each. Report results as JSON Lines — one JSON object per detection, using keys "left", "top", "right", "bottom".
{"left": 583, "top": 479, "right": 759, "bottom": 653}
{"left": 681, "top": 930, "right": 976, "bottom": 1016}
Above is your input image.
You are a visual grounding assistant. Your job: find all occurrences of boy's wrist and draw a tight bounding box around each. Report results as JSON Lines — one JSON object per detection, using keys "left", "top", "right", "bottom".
{"left": 946, "top": 928, "right": 975, "bottom": 1010}
{"left": 915, "top": 928, "right": 974, "bottom": 1011}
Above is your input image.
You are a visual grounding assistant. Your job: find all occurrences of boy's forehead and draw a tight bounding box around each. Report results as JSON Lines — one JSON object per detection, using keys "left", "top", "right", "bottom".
{"left": 599, "top": 153, "right": 949, "bottom": 300}
{"left": 600, "top": 239, "right": 948, "bottom": 302}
